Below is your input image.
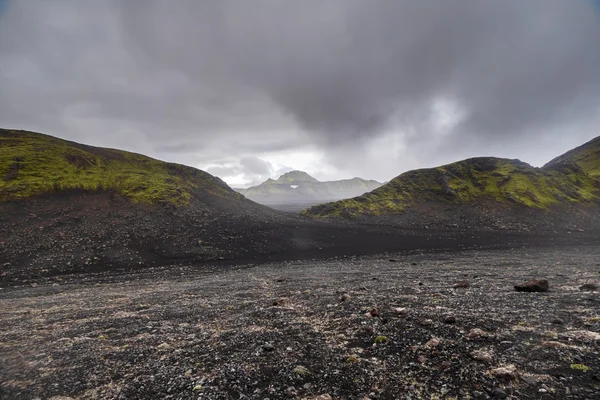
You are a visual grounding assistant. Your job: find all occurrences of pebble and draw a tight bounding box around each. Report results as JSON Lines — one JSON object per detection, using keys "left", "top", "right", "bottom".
{"left": 514, "top": 279, "right": 549, "bottom": 292}
{"left": 392, "top": 307, "right": 408, "bottom": 315}
{"left": 466, "top": 328, "right": 488, "bottom": 339}
{"left": 489, "top": 365, "right": 518, "bottom": 379}
{"left": 419, "top": 319, "right": 434, "bottom": 327}
{"left": 444, "top": 316, "right": 456, "bottom": 324}
{"left": 470, "top": 349, "right": 493, "bottom": 363}
{"left": 261, "top": 343, "right": 275, "bottom": 352}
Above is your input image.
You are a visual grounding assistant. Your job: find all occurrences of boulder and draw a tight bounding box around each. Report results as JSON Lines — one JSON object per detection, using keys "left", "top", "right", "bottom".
{"left": 514, "top": 279, "right": 549, "bottom": 292}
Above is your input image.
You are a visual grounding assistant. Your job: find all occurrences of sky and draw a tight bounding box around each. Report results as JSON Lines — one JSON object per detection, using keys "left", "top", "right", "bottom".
{"left": 1, "top": 1, "right": 599, "bottom": 187}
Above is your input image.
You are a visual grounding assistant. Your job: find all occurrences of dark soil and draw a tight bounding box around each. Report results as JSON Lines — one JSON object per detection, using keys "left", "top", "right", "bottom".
{"left": 1, "top": 191, "right": 598, "bottom": 287}
{"left": 1, "top": 245, "right": 600, "bottom": 399}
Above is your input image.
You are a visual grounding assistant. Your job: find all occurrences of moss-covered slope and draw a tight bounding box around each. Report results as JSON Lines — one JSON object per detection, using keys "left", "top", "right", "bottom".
{"left": 544, "top": 136, "right": 600, "bottom": 178}
{"left": 0, "top": 129, "right": 239, "bottom": 204}
{"left": 304, "top": 157, "right": 600, "bottom": 218}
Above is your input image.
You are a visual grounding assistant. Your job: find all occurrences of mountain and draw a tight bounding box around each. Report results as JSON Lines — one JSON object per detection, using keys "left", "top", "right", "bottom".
{"left": 304, "top": 147, "right": 600, "bottom": 231}
{"left": 0, "top": 129, "right": 328, "bottom": 282}
{"left": 544, "top": 136, "right": 600, "bottom": 177}
{"left": 236, "top": 170, "right": 382, "bottom": 204}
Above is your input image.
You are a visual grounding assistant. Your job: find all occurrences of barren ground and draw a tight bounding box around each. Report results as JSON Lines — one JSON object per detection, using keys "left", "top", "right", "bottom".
{"left": 1, "top": 244, "right": 600, "bottom": 400}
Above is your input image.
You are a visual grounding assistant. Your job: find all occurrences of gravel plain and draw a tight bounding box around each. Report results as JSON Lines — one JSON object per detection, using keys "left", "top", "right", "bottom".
{"left": 2, "top": 243, "right": 600, "bottom": 399}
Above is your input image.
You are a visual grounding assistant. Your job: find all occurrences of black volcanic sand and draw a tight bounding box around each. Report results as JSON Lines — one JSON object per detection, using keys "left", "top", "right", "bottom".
{"left": 2, "top": 245, "right": 600, "bottom": 399}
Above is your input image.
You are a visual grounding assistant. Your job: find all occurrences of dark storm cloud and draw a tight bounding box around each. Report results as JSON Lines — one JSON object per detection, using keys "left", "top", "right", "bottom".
{"left": 0, "top": 0, "right": 599, "bottom": 184}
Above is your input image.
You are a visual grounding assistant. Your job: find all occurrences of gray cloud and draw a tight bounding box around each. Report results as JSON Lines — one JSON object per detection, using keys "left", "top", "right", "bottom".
{"left": 1, "top": 0, "right": 599, "bottom": 185}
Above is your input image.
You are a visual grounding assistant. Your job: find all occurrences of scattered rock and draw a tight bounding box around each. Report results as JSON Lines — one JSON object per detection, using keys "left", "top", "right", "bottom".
{"left": 392, "top": 307, "right": 408, "bottom": 316}
{"left": 157, "top": 342, "right": 171, "bottom": 350}
{"left": 489, "top": 364, "right": 518, "bottom": 379}
{"left": 340, "top": 293, "right": 351, "bottom": 302}
{"left": 370, "top": 307, "right": 381, "bottom": 318}
{"left": 261, "top": 343, "right": 275, "bottom": 352}
{"left": 470, "top": 349, "right": 493, "bottom": 363}
{"left": 541, "top": 341, "right": 570, "bottom": 349}
{"left": 388, "top": 259, "right": 397, "bottom": 263}
{"left": 514, "top": 279, "right": 549, "bottom": 292}
{"left": 579, "top": 283, "right": 599, "bottom": 291}
{"left": 419, "top": 319, "right": 434, "bottom": 327}
{"left": 466, "top": 328, "right": 488, "bottom": 339}
{"left": 453, "top": 281, "right": 470, "bottom": 289}
{"left": 443, "top": 316, "right": 457, "bottom": 324}
{"left": 293, "top": 365, "right": 310, "bottom": 376}
{"left": 491, "top": 387, "right": 507, "bottom": 399}
{"left": 425, "top": 337, "right": 440, "bottom": 349}
{"left": 551, "top": 318, "right": 564, "bottom": 325}
{"left": 272, "top": 298, "right": 286, "bottom": 306}
{"left": 560, "top": 330, "right": 600, "bottom": 342}
{"left": 303, "top": 395, "right": 332, "bottom": 400}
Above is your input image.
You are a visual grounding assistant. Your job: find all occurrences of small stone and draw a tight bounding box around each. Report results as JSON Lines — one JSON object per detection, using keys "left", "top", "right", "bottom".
{"left": 453, "top": 281, "right": 470, "bottom": 289}
{"left": 560, "top": 330, "right": 600, "bottom": 341}
{"left": 157, "top": 342, "right": 171, "bottom": 350}
{"left": 538, "top": 388, "right": 547, "bottom": 394}
{"left": 514, "top": 279, "right": 549, "bottom": 292}
{"left": 579, "top": 283, "right": 599, "bottom": 292}
{"left": 304, "top": 395, "right": 332, "bottom": 400}
{"left": 273, "top": 298, "right": 286, "bottom": 306}
{"left": 392, "top": 307, "right": 408, "bottom": 316}
{"left": 262, "top": 343, "right": 275, "bottom": 352}
{"left": 425, "top": 337, "right": 441, "bottom": 349}
{"left": 388, "top": 259, "right": 397, "bottom": 262}
{"left": 489, "top": 364, "right": 518, "bottom": 379}
{"left": 370, "top": 307, "right": 381, "bottom": 318}
{"left": 541, "top": 341, "right": 570, "bottom": 349}
{"left": 444, "top": 316, "right": 457, "bottom": 324}
{"left": 491, "top": 388, "right": 507, "bottom": 399}
{"left": 340, "top": 293, "right": 351, "bottom": 302}
{"left": 466, "top": 328, "right": 488, "bottom": 339}
{"left": 470, "top": 349, "right": 493, "bottom": 363}
{"left": 420, "top": 319, "right": 434, "bottom": 327}
{"left": 551, "top": 318, "right": 564, "bottom": 324}
{"left": 293, "top": 365, "right": 310, "bottom": 376}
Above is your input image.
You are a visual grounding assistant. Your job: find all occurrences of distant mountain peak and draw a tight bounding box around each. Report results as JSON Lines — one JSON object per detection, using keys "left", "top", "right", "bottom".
{"left": 274, "top": 170, "right": 319, "bottom": 184}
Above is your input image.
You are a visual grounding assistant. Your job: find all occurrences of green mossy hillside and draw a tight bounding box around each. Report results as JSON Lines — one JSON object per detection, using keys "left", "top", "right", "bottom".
{"left": 545, "top": 136, "right": 600, "bottom": 178}
{"left": 0, "top": 129, "right": 239, "bottom": 205}
{"left": 304, "top": 157, "right": 600, "bottom": 218}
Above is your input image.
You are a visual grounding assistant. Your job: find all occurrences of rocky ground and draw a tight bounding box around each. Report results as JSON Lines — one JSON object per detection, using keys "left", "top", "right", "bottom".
{"left": 1, "top": 244, "right": 600, "bottom": 399}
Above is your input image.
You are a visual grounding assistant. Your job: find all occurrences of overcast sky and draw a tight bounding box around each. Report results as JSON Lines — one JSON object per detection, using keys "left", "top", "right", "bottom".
{"left": 1, "top": 1, "right": 599, "bottom": 187}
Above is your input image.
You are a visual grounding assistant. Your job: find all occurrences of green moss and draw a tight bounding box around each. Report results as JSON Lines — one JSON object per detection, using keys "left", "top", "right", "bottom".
{"left": 0, "top": 129, "right": 239, "bottom": 205}
{"left": 304, "top": 157, "right": 600, "bottom": 218}
{"left": 374, "top": 335, "right": 388, "bottom": 344}
{"left": 546, "top": 136, "right": 600, "bottom": 178}
{"left": 346, "top": 354, "right": 361, "bottom": 363}
{"left": 570, "top": 363, "right": 591, "bottom": 372}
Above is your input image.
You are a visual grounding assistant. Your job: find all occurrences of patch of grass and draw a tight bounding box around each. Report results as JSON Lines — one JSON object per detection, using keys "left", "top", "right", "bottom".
{"left": 374, "top": 335, "right": 388, "bottom": 344}
{"left": 570, "top": 363, "right": 591, "bottom": 372}
{"left": 0, "top": 129, "right": 239, "bottom": 205}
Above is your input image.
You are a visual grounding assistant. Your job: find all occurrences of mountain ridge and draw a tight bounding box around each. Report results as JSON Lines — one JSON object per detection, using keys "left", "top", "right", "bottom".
{"left": 236, "top": 171, "right": 382, "bottom": 204}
